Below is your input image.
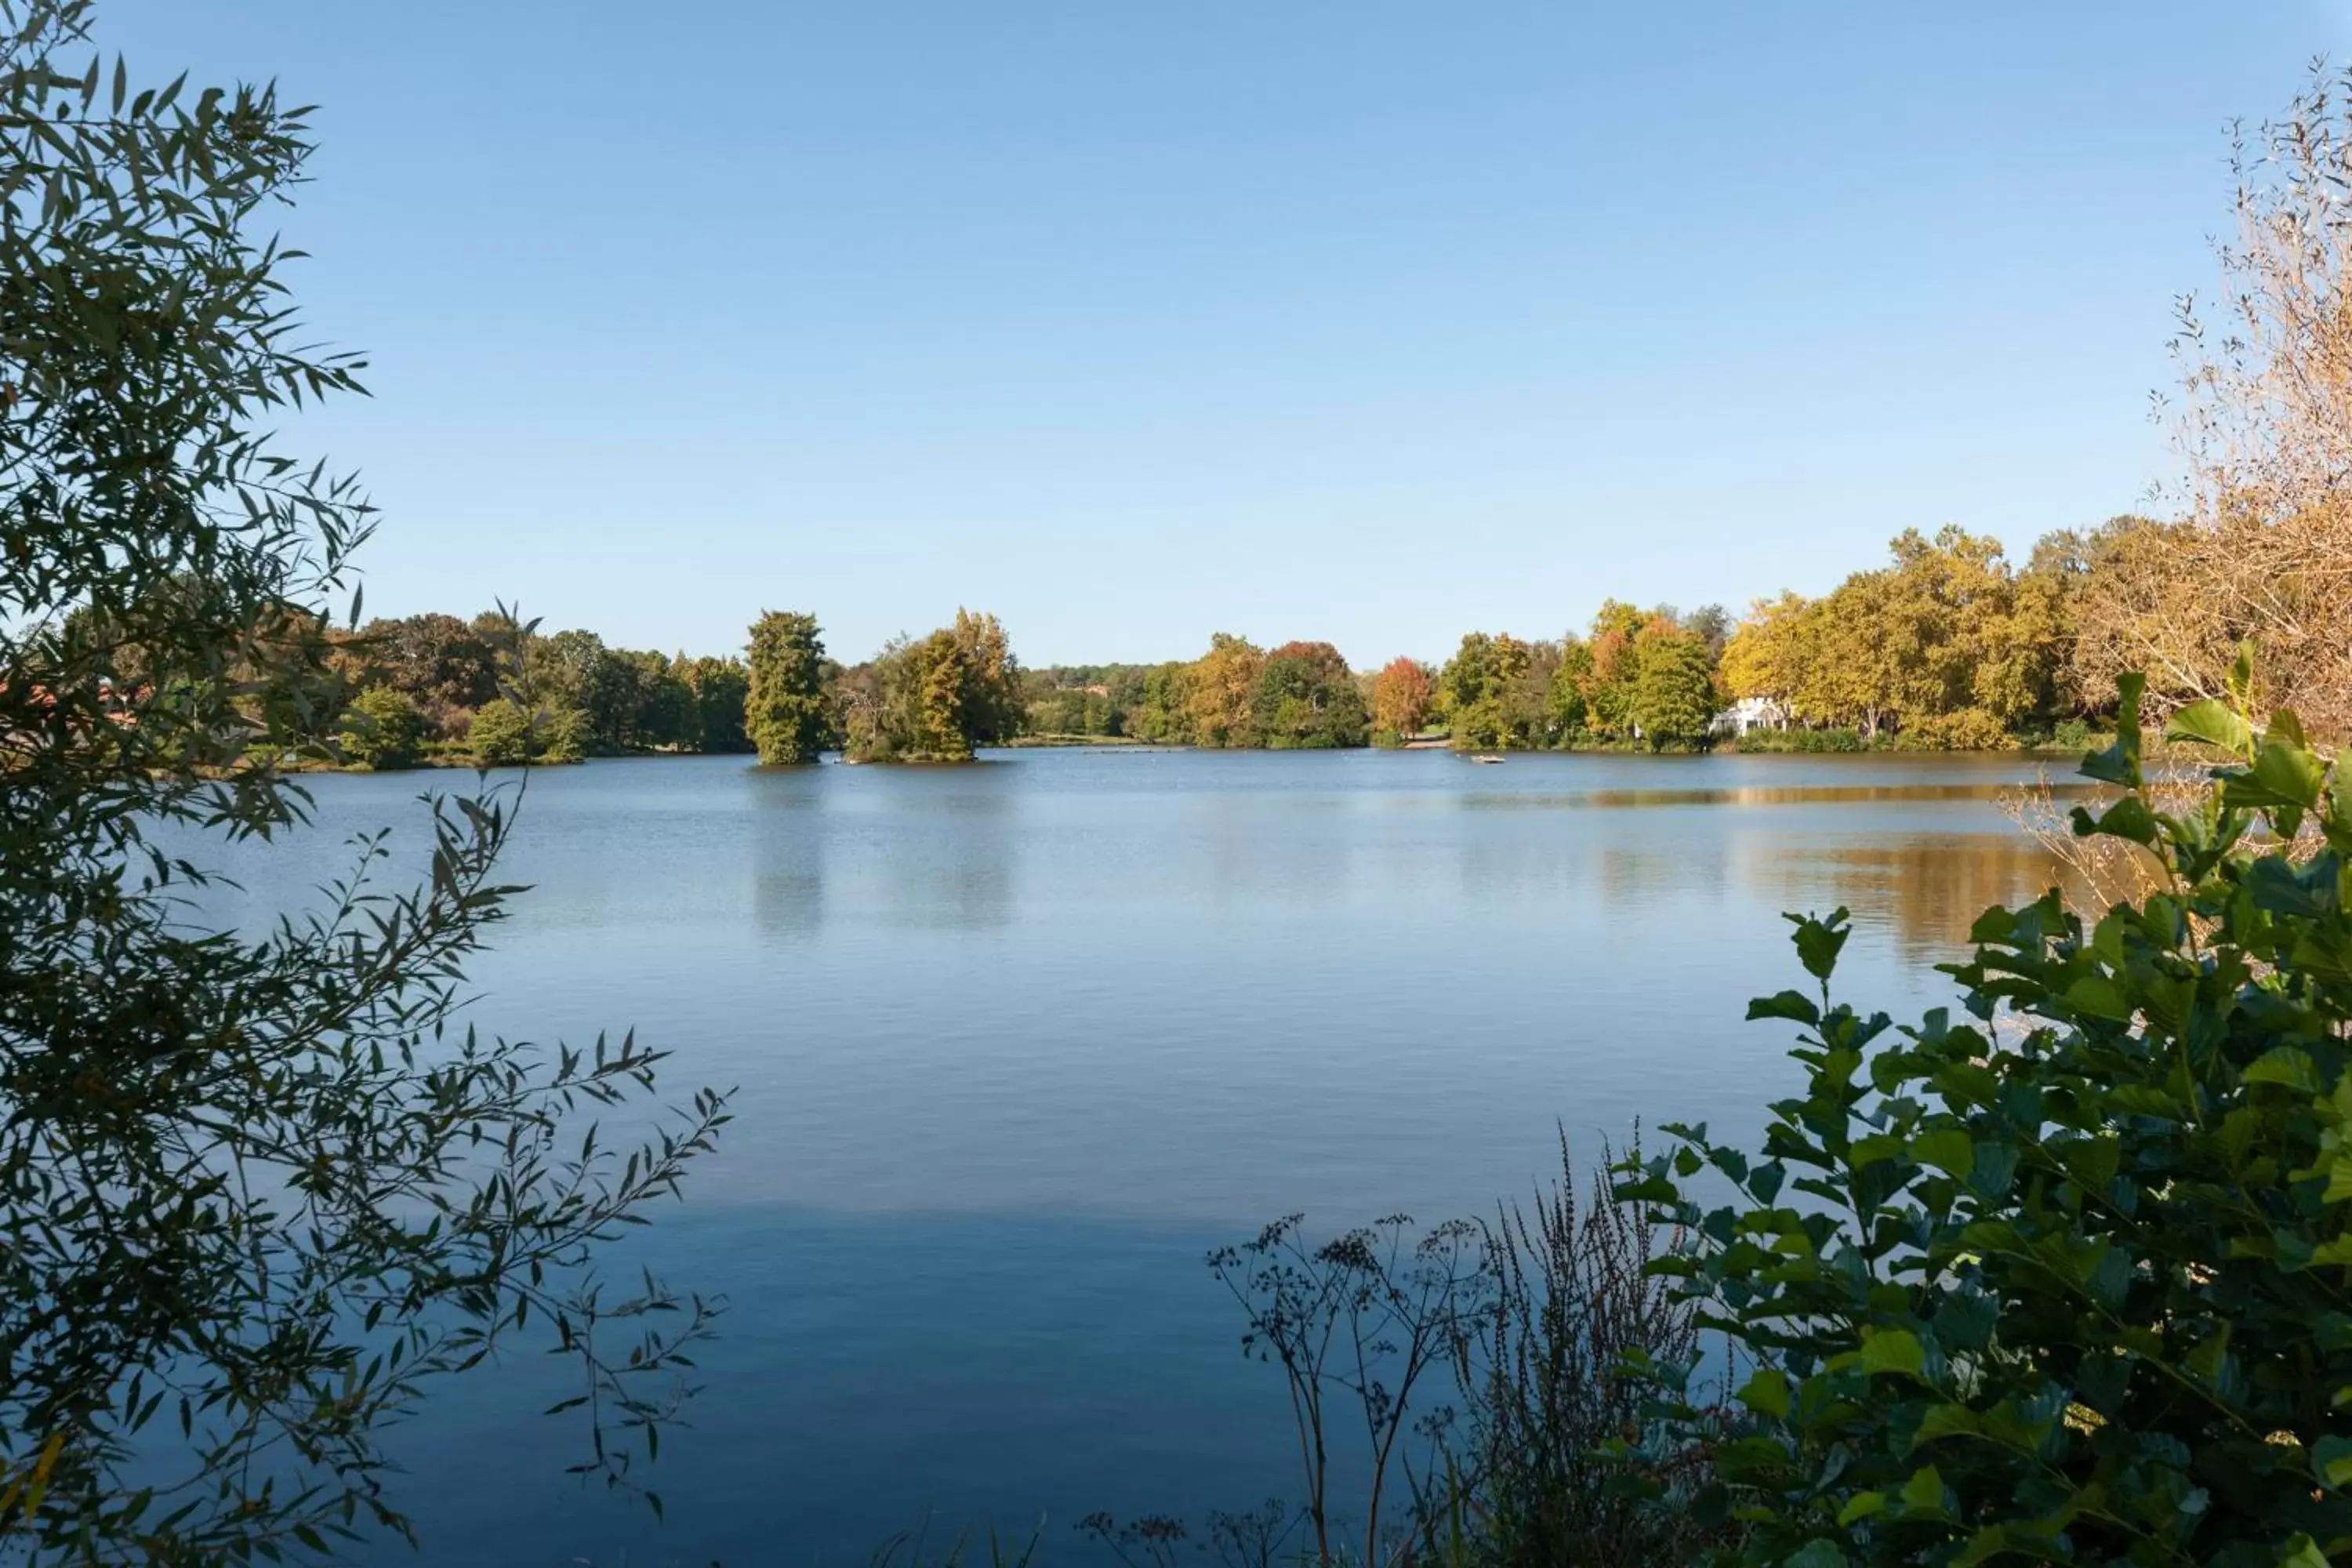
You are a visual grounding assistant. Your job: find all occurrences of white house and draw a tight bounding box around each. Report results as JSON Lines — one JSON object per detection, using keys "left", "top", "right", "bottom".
{"left": 1711, "top": 695, "right": 1790, "bottom": 737}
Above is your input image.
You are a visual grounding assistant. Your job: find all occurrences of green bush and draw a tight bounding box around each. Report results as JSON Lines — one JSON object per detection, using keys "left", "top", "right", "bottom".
{"left": 543, "top": 706, "right": 592, "bottom": 764}
{"left": 1617, "top": 670, "right": 2352, "bottom": 1564}
{"left": 466, "top": 698, "right": 532, "bottom": 765}
{"left": 1733, "top": 727, "right": 1871, "bottom": 754}
{"left": 1895, "top": 706, "right": 2016, "bottom": 750}
{"left": 339, "top": 684, "right": 426, "bottom": 769}
{"left": 1464, "top": 1134, "right": 1731, "bottom": 1565}
{"left": 466, "top": 699, "right": 589, "bottom": 766}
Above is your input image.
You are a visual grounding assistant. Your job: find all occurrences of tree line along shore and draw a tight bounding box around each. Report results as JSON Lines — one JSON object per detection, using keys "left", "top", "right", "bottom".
{"left": 307, "top": 513, "right": 2222, "bottom": 769}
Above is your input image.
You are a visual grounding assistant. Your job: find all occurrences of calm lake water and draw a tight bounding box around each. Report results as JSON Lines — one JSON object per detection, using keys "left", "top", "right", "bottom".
{"left": 192, "top": 747, "right": 2078, "bottom": 1564}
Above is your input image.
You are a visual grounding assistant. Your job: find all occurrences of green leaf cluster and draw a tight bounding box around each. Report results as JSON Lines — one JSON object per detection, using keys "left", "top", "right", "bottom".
{"left": 1623, "top": 669, "right": 2352, "bottom": 1565}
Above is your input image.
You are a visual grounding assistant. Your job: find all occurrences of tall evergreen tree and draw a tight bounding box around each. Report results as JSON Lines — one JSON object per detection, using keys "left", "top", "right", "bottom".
{"left": 746, "top": 610, "right": 832, "bottom": 763}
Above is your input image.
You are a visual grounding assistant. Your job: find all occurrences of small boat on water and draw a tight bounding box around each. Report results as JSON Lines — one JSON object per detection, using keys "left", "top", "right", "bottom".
{"left": 1470, "top": 753, "right": 1505, "bottom": 764}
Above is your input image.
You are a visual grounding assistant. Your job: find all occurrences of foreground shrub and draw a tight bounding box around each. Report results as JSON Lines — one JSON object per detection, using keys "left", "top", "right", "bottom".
{"left": 1619, "top": 671, "right": 2352, "bottom": 1564}
{"left": 1461, "top": 1134, "right": 1730, "bottom": 1566}
{"left": 1101, "top": 1139, "right": 1722, "bottom": 1567}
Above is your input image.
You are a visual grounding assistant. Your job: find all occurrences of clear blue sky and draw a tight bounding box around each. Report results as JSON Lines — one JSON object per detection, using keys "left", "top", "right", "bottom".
{"left": 96, "top": 1, "right": 2352, "bottom": 669}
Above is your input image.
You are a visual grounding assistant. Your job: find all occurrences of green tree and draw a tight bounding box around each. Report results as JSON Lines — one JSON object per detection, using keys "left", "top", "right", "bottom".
{"left": 1029, "top": 681, "right": 1112, "bottom": 737}
{"left": 1442, "top": 632, "right": 1532, "bottom": 750}
{"left": 746, "top": 609, "right": 831, "bottom": 764}
{"left": 1257, "top": 641, "right": 1369, "bottom": 749}
{"left": 467, "top": 697, "right": 535, "bottom": 765}
{"left": 628, "top": 649, "right": 699, "bottom": 751}
{"left": 0, "top": 9, "right": 725, "bottom": 1558}
{"left": 583, "top": 644, "right": 644, "bottom": 751}
{"left": 1552, "top": 637, "right": 1594, "bottom": 739}
{"left": 1501, "top": 639, "right": 1564, "bottom": 749}
{"left": 1103, "top": 665, "right": 1152, "bottom": 736}
{"left": 541, "top": 705, "right": 593, "bottom": 763}
{"left": 916, "top": 626, "right": 974, "bottom": 758}
{"left": 683, "top": 655, "right": 752, "bottom": 752}
{"left": 532, "top": 626, "right": 608, "bottom": 716}
{"left": 838, "top": 612, "right": 1022, "bottom": 762}
{"left": 1125, "top": 661, "right": 1194, "bottom": 742}
{"left": 947, "top": 608, "right": 1023, "bottom": 746}
{"left": 339, "top": 684, "right": 426, "bottom": 770}
{"left": 1629, "top": 630, "right": 1717, "bottom": 746}
{"left": 354, "top": 612, "right": 501, "bottom": 737}
{"left": 1578, "top": 603, "right": 1653, "bottom": 741}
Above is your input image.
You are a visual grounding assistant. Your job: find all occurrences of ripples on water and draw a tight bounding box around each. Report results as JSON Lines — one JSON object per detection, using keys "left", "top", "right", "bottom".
{"left": 180, "top": 748, "right": 2082, "bottom": 1563}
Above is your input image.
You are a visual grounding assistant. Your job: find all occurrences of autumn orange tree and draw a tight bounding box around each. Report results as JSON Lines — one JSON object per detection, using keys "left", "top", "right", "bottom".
{"left": 1370, "top": 657, "right": 1436, "bottom": 745}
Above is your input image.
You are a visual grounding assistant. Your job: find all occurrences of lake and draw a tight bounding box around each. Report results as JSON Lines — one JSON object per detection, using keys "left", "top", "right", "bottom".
{"left": 191, "top": 747, "right": 2077, "bottom": 1565}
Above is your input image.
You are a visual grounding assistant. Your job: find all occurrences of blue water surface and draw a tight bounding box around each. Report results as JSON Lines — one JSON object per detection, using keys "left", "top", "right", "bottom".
{"left": 185, "top": 746, "right": 2073, "bottom": 1565}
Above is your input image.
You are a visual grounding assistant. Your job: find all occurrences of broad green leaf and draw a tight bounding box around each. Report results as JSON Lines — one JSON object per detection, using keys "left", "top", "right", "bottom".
{"left": 1853, "top": 1133, "right": 1905, "bottom": 1169}
{"left": 2251, "top": 735, "right": 2327, "bottom": 811}
{"left": 2082, "top": 794, "right": 2160, "bottom": 845}
{"left": 1900, "top": 1461, "right": 1948, "bottom": 1518}
{"left": 1748, "top": 990, "right": 1822, "bottom": 1026}
{"left": 2062, "top": 975, "right": 2133, "bottom": 1022}
{"left": 1913, "top": 1128, "right": 1974, "bottom": 1178}
{"left": 2062, "top": 1136, "right": 2120, "bottom": 1194}
{"left": 1836, "top": 1491, "right": 1886, "bottom": 1526}
{"left": 1737, "top": 1366, "right": 1790, "bottom": 1420}
{"left": 1911, "top": 1401, "right": 1981, "bottom": 1450}
{"left": 1860, "top": 1327, "right": 1926, "bottom": 1378}
{"left": 1789, "top": 909, "right": 1851, "bottom": 983}
{"left": 2080, "top": 674, "right": 2143, "bottom": 787}
{"left": 2245, "top": 1047, "right": 2319, "bottom": 1091}
{"left": 2281, "top": 1534, "right": 2331, "bottom": 1568}
{"left": 1952, "top": 1526, "right": 2013, "bottom": 1567}
{"left": 2165, "top": 698, "right": 2252, "bottom": 754}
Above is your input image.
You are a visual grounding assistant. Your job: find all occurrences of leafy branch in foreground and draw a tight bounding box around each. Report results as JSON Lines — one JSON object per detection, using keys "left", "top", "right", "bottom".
{"left": 0, "top": 2, "right": 729, "bottom": 1559}
{"left": 1619, "top": 666, "right": 2352, "bottom": 1565}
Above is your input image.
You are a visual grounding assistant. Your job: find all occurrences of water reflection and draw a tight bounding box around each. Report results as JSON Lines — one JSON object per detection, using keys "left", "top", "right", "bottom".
{"left": 1737, "top": 833, "right": 2079, "bottom": 958}
{"left": 750, "top": 766, "right": 829, "bottom": 940}
{"left": 1598, "top": 844, "right": 1729, "bottom": 906}
{"left": 870, "top": 774, "right": 1014, "bottom": 931}
{"left": 1460, "top": 781, "right": 2097, "bottom": 811}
